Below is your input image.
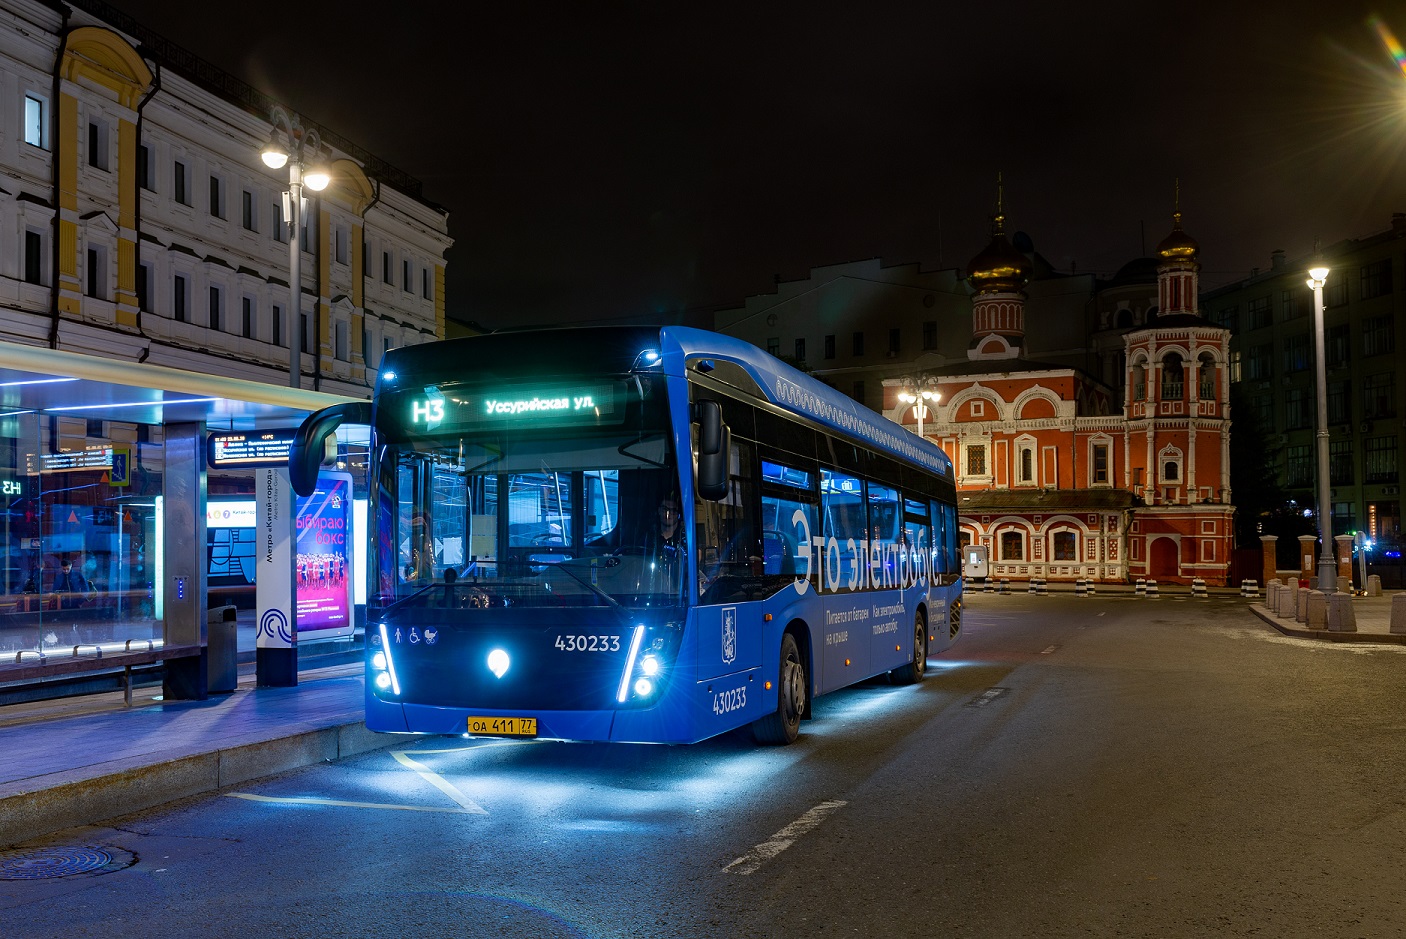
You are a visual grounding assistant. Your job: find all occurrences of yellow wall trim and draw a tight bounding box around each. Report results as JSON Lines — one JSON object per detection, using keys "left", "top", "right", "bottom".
{"left": 61, "top": 28, "right": 154, "bottom": 109}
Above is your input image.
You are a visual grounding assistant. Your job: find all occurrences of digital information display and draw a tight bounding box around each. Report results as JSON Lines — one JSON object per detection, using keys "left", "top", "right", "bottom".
{"left": 26, "top": 447, "right": 112, "bottom": 474}
{"left": 405, "top": 383, "right": 618, "bottom": 431}
{"left": 207, "top": 430, "right": 299, "bottom": 469}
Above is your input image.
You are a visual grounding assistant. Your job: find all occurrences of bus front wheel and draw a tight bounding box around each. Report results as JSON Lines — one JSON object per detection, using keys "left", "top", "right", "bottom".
{"left": 752, "top": 632, "right": 806, "bottom": 745}
{"left": 889, "top": 610, "right": 928, "bottom": 686}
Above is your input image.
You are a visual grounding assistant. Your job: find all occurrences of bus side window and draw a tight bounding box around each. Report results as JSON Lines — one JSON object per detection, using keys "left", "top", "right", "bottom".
{"left": 821, "top": 469, "right": 865, "bottom": 592}
{"left": 696, "top": 440, "right": 757, "bottom": 603}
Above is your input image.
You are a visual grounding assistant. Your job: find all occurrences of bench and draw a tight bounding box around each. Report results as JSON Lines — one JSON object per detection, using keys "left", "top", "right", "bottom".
{"left": 1, "top": 642, "right": 203, "bottom": 705}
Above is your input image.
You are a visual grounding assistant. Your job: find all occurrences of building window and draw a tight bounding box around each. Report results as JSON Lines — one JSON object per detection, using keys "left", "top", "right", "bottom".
{"left": 209, "top": 175, "right": 224, "bottom": 218}
{"left": 1246, "top": 343, "right": 1273, "bottom": 381}
{"left": 1283, "top": 333, "right": 1311, "bottom": 373}
{"left": 794, "top": 338, "right": 805, "bottom": 361}
{"left": 242, "top": 296, "right": 255, "bottom": 339}
{"left": 824, "top": 334, "right": 835, "bottom": 359}
{"left": 1285, "top": 444, "right": 1312, "bottom": 488}
{"left": 1247, "top": 296, "right": 1272, "bottom": 329}
{"left": 1326, "top": 279, "right": 1348, "bottom": 307}
{"left": 1365, "top": 436, "right": 1398, "bottom": 484}
{"left": 1092, "top": 444, "right": 1109, "bottom": 484}
{"left": 1053, "top": 531, "right": 1076, "bottom": 561}
{"left": 1161, "top": 354, "right": 1184, "bottom": 399}
{"left": 1228, "top": 350, "right": 1242, "bottom": 383}
{"left": 336, "top": 321, "right": 350, "bottom": 361}
{"left": 1328, "top": 380, "right": 1351, "bottom": 425}
{"left": 1254, "top": 394, "right": 1275, "bottom": 431}
{"left": 422, "top": 268, "right": 431, "bottom": 299}
{"left": 241, "top": 190, "right": 256, "bottom": 232}
{"left": 922, "top": 321, "right": 937, "bottom": 350}
{"left": 1284, "top": 387, "right": 1311, "bottom": 430}
{"left": 1197, "top": 355, "right": 1216, "bottom": 400}
{"left": 23, "top": 230, "right": 44, "bottom": 285}
{"left": 272, "top": 201, "right": 286, "bottom": 243}
{"left": 335, "top": 226, "right": 349, "bottom": 266}
{"left": 173, "top": 274, "right": 188, "bottom": 322}
{"left": 1364, "top": 372, "right": 1396, "bottom": 419}
{"left": 173, "top": 161, "right": 190, "bottom": 206}
{"left": 208, "top": 286, "right": 222, "bottom": 331}
{"left": 1333, "top": 502, "right": 1358, "bottom": 531}
{"left": 403, "top": 259, "right": 412, "bottom": 292}
{"left": 766, "top": 337, "right": 779, "bottom": 356}
{"left": 24, "top": 94, "right": 48, "bottom": 149}
{"left": 85, "top": 246, "right": 105, "bottom": 300}
{"left": 852, "top": 332, "right": 865, "bottom": 357}
{"left": 138, "top": 144, "right": 154, "bottom": 191}
{"left": 87, "top": 120, "right": 108, "bottom": 171}
{"left": 272, "top": 305, "right": 283, "bottom": 347}
{"left": 301, "top": 313, "right": 312, "bottom": 353}
{"left": 889, "top": 328, "right": 901, "bottom": 355}
{"left": 851, "top": 381, "right": 865, "bottom": 405}
{"left": 1000, "top": 530, "right": 1024, "bottom": 562}
{"left": 1326, "top": 324, "right": 1351, "bottom": 369}
{"left": 1018, "top": 446, "right": 1034, "bottom": 484}
{"left": 1216, "top": 306, "right": 1238, "bottom": 331}
{"left": 1363, "top": 315, "right": 1395, "bottom": 358}
{"left": 383, "top": 251, "right": 392, "bottom": 284}
{"left": 967, "top": 444, "right": 987, "bottom": 477}
{"left": 1163, "top": 461, "right": 1180, "bottom": 482}
{"left": 1330, "top": 439, "right": 1354, "bottom": 486}
{"left": 1133, "top": 363, "right": 1146, "bottom": 400}
{"left": 1360, "top": 259, "right": 1393, "bottom": 300}
{"left": 300, "top": 211, "right": 311, "bottom": 253}
{"left": 1280, "top": 288, "right": 1306, "bottom": 320}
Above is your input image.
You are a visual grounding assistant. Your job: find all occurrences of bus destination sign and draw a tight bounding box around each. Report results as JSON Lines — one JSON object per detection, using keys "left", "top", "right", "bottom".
{"left": 207, "top": 429, "right": 300, "bottom": 469}
{"left": 407, "top": 384, "right": 617, "bottom": 430}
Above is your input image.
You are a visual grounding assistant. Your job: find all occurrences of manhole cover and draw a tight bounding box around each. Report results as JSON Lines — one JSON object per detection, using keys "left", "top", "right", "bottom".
{"left": 0, "top": 846, "right": 134, "bottom": 880}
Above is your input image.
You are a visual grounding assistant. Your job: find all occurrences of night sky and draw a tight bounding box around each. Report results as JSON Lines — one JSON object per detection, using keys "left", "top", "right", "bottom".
{"left": 106, "top": 1, "right": 1406, "bottom": 329}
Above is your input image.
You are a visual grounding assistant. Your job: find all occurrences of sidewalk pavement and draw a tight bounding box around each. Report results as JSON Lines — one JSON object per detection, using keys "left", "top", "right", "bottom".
{"left": 1, "top": 588, "right": 1402, "bottom": 851}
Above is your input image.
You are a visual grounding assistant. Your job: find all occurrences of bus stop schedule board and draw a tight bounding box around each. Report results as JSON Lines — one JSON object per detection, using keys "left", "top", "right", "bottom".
{"left": 208, "top": 430, "right": 298, "bottom": 468}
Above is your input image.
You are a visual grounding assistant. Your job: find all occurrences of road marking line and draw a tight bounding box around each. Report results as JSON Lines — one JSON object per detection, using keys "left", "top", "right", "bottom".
{"left": 391, "top": 750, "right": 490, "bottom": 814}
{"left": 225, "top": 793, "right": 478, "bottom": 814}
{"left": 723, "top": 800, "right": 847, "bottom": 875}
{"left": 1040, "top": 644, "right": 1058, "bottom": 654}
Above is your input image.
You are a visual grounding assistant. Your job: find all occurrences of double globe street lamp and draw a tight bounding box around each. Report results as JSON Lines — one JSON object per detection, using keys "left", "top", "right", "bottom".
{"left": 260, "top": 106, "right": 331, "bottom": 389}
{"left": 897, "top": 380, "right": 940, "bottom": 439}
{"left": 1306, "top": 264, "right": 1336, "bottom": 593}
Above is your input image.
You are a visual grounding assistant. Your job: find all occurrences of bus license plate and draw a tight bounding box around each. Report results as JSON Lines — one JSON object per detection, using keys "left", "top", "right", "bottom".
{"left": 467, "top": 716, "right": 537, "bottom": 737}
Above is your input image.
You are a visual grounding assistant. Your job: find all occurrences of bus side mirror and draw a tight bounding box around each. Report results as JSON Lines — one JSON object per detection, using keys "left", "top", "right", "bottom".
{"left": 694, "top": 400, "right": 729, "bottom": 501}
{"left": 290, "top": 402, "right": 372, "bottom": 496}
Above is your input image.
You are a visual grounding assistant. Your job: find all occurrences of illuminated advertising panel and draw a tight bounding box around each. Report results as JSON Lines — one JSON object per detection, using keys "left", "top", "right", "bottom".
{"left": 295, "top": 471, "right": 354, "bottom": 639}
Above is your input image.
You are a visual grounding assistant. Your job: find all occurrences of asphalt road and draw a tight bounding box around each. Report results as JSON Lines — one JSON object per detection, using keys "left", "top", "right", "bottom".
{"left": 5, "top": 594, "right": 1406, "bottom": 938}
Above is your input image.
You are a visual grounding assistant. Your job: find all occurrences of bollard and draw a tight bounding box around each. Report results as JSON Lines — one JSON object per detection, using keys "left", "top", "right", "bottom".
{"left": 1390, "top": 594, "right": 1406, "bottom": 635}
{"left": 1327, "top": 593, "right": 1357, "bottom": 632}
{"left": 1075, "top": 578, "right": 1087, "bottom": 597}
{"left": 1028, "top": 578, "right": 1038, "bottom": 595}
{"left": 1269, "top": 582, "right": 1283, "bottom": 612}
{"left": 1367, "top": 575, "right": 1382, "bottom": 598}
{"left": 1336, "top": 575, "right": 1351, "bottom": 594}
{"left": 1135, "top": 577, "right": 1147, "bottom": 596}
{"left": 1277, "top": 585, "right": 1295, "bottom": 618}
{"left": 983, "top": 577, "right": 993, "bottom": 593}
{"left": 1146, "top": 579, "right": 1159, "bottom": 599}
{"left": 1241, "top": 578, "right": 1259, "bottom": 598}
{"left": 1295, "top": 586, "right": 1309, "bottom": 623}
{"left": 1306, "top": 590, "right": 1328, "bottom": 628}
{"left": 998, "top": 577, "right": 1010, "bottom": 594}
{"left": 1192, "top": 577, "right": 1207, "bottom": 599}
{"left": 1086, "top": 580, "right": 1096, "bottom": 596}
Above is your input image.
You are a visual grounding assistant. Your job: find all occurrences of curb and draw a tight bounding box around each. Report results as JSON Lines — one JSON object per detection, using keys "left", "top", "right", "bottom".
{"left": 1247, "top": 603, "right": 1406, "bottom": 644}
{"left": 0, "top": 720, "right": 394, "bottom": 848}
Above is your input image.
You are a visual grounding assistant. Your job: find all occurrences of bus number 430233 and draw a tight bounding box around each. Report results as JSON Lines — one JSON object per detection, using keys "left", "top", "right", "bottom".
{"left": 555, "top": 635, "right": 621, "bottom": 652}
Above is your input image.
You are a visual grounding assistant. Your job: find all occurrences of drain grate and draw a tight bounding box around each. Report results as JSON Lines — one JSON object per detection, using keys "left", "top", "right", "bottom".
{"left": 0, "top": 846, "right": 133, "bottom": 880}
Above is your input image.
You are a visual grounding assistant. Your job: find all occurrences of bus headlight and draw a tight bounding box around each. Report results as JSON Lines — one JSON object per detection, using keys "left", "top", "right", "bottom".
{"left": 640, "top": 655, "right": 660, "bottom": 677}
{"left": 375, "top": 672, "right": 392, "bottom": 690}
{"left": 372, "top": 651, "right": 387, "bottom": 671}
{"left": 634, "top": 677, "right": 654, "bottom": 697}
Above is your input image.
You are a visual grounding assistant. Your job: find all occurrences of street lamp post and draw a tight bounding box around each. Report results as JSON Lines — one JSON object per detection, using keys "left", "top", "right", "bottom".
{"left": 1306, "top": 265, "right": 1335, "bottom": 593}
{"left": 260, "top": 107, "right": 330, "bottom": 389}
{"left": 897, "top": 380, "right": 940, "bottom": 439}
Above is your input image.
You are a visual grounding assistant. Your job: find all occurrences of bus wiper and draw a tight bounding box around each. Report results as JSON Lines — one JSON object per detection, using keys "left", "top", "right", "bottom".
{"left": 549, "top": 559, "right": 630, "bottom": 619}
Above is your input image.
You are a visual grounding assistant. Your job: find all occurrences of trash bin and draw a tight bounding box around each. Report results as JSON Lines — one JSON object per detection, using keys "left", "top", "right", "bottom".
{"left": 207, "top": 604, "right": 238, "bottom": 693}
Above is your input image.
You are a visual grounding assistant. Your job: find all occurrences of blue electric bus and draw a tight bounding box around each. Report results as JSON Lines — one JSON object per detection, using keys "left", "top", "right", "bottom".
{"left": 291, "top": 326, "right": 961, "bottom": 744}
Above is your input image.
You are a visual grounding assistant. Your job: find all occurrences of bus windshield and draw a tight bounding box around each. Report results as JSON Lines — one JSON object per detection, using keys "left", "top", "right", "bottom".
{"left": 372, "top": 378, "right": 684, "bottom": 611}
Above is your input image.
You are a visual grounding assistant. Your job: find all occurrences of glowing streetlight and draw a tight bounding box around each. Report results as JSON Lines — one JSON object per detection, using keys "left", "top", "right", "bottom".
{"left": 1306, "top": 264, "right": 1335, "bottom": 593}
{"left": 260, "top": 106, "right": 331, "bottom": 389}
{"left": 897, "top": 380, "right": 940, "bottom": 439}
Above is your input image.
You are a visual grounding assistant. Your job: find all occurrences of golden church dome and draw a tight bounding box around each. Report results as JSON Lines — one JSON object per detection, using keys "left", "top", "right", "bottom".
{"left": 1156, "top": 212, "right": 1199, "bottom": 261}
{"left": 967, "top": 219, "right": 1032, "bottom": 295}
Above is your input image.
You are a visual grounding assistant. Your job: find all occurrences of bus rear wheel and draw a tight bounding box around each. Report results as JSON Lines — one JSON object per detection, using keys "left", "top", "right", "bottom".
{"left": 752, "top": 632, "right": 806, "bottom": 745}
{"left": 889, "top": 610, "right": 928, "bottom": 686}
